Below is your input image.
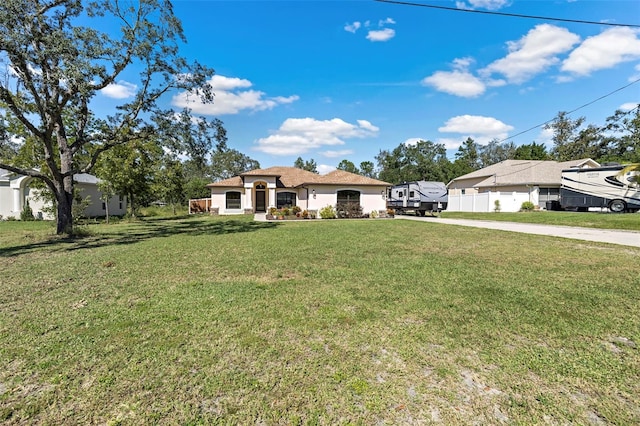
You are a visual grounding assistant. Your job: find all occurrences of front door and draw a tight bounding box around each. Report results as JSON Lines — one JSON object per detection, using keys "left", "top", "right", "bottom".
{"left": 255, "top": 190, "right": 266, "bottom": 212}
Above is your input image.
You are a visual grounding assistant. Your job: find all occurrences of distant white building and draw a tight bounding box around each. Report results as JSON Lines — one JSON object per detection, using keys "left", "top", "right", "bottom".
{"left": 0, "top": 169, "right": 126, "bottom": 220}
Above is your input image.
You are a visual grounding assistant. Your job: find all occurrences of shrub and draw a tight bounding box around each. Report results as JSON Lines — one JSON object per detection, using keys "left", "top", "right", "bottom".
{"left": 520, "top": 201, "right": 535, "bottom": 211}
{"left": 494, "top": 200, "right": 501, "bottom": 213}
{"left": 281, "top": 207, "right": 291, "bottom": 216}
{"left": 319, "top": 205, "right": 336, "bottom": 219}
{"left": 370, "top": 209, "right": 378, "bottom": 219}
{"left": 269, "top": 206, "right": 277, "bottom": 215}
{"left": 336, "top": 202, "right": 362, "bottom": 218}
{"left": 292, "top": 205, "right": 301, "bottom": 215}
{"left": 301, "top": 209, "right": 309, "bottom": 219}
{"left": 20, "top": 201, "right": 35, "bottom": 221}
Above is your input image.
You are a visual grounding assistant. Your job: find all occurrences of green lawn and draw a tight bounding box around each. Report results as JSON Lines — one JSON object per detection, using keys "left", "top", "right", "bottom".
{"left": 440, "top": 210, "right": 640, "bottom": 231}
{"left": 1, "top": 216, "right": 639, "bottom": 424}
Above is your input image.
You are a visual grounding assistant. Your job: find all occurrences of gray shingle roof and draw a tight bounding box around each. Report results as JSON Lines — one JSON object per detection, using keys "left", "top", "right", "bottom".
{"left": 448, "top": 159, "right": 599, "bottom": 188}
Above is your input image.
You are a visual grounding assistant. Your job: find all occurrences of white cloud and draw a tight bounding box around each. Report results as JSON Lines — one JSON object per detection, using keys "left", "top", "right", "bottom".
{"left": 457, "top": 0, "right": 510, "bottom": 10}
{"left": 437, "top": 137, "right": 468, "bottom": 150}
{"left": 317, "top": 164, "right": 337, "bottom": 175}
{"left": 344, "top": 21, "right": 361, "bottom": 33}
{"left": 481, "top": 24, "right": 580, "bottom": 84}
{"left": 322, "top": 149, "right": 354, "bottom": 158}
{"left": 423, "top": 57, "right": 486, "bottom": 97}
{"left": 561, "top": 27, "right": 640, "bottom": 76}
{"left": 403, "top": 137, "right": 423, "bottom": 146}
{"left": 366, "top": 28, "right": 396, "bottom": 42}
{"left": 348, "top": 17, "right": 396, "bottom": 42}
{"left": 619, "top": 102, "right": 639, "bottom": 111}
{"left": 356, "top": 119, "right": 379, "bottom": 132}
{"left": 254, "top": 117, "right": 379, "bottom": 156}
{"left": 209, "top": 75, "right": 252, "bottom": 90}
{"left": 171, "top": 74, "right": 298, "bottom": 115}
{"left": 536, "top": 126, "right": 555, "bottom": 148}
{"left": 101, "top": 80, "right": 137, "bottom": 99}
{"left": 438, "top": 115, "right": 514, "bottom": 144}
{"left": 422, "top": 70, "right": 486, "bottom": 98}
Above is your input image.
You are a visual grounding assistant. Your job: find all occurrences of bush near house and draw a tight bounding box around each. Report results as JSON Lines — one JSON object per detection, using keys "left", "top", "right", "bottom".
{"left": 319, "top": 204, "right": 337, "bottom": 219}
{"left": 336, "top": 202, "right": 363, "bottom": 219}
{"left": 520, "top": 201, "right": 535, "bottom": 211}
{"left": 20, "top": 201, "right": 35, "bottom": 221}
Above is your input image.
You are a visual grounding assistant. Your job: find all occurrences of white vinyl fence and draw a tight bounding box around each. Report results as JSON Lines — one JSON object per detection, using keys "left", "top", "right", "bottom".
{"left": 447, "top": 191, "right": 536, "bottom": 213}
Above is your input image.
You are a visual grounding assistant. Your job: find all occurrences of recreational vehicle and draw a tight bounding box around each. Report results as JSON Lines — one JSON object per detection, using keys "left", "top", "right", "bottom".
{"left": 387, "top": 181, "right": 448, "bottom": 216}
{"left": 560, "top": 164, "right": 640, "bottom": 212}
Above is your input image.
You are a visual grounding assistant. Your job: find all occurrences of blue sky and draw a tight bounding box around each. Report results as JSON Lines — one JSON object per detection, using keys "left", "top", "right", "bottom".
{"left": 99, "top": 0, "right": 640, "bottom": 174}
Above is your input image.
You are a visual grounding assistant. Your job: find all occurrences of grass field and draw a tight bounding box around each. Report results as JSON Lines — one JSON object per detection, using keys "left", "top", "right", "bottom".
{"left": 1, "top": 216, "right": 639, "bottom": 424}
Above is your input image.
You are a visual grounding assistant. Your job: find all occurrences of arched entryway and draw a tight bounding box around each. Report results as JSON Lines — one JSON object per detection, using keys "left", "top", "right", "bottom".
{"left": 254, "top": 183, "right": 267, "bottom": 212}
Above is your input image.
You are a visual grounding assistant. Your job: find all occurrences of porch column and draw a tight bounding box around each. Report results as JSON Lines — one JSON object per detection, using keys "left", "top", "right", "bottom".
{"left": 245, "top": 187, "right": 253, "bottom": 210}
{"left": 269, "top": 188, "right": 276, "bottom": 208}
{"left": 12, "top": 187, "right": 22, "bottom": 214}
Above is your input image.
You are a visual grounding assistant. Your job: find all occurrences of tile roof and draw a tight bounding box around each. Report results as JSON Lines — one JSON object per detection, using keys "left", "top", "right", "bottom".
{"left": 206, "top": 166, "right": 391, "bottom": 188}
{"left": 448, "top": 159, "right": 599, "bottom": 187}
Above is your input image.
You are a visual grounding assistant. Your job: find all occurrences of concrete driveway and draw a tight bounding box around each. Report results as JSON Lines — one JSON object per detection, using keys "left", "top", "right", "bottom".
{"left": 395, "top": 215, "right": 640, "bottom": 248}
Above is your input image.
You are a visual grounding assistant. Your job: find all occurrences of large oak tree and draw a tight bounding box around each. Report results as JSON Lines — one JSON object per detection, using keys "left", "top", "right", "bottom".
{"left": 0, "top": 0, "right": 215, "bottom": 234}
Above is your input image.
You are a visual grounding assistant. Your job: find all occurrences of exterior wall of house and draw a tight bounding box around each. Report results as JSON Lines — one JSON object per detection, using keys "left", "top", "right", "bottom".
{"left": 0, "top": 181, "right": 14, "bottom": 219}
{"left": 211, "top": 188, "right": 245, "bottom": 215}
{"left": 210, "top": 184, "right": 388, "bottom": 215}
{"left": 0, "top": 175, "right": 126, "bottom": 220}
{"left": 75, "top": 183, "right": 126, "bottom": 218}
{"left": 447, "top": 177, "right": 489, "bottom": 195}
{"left": 306, "top": 185, "right": 387, "bottom": 214}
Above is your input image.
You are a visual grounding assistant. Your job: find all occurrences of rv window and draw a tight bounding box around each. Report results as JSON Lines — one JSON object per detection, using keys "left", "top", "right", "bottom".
{"left": 409, "top": 191, "right": 415, "bottom": 198}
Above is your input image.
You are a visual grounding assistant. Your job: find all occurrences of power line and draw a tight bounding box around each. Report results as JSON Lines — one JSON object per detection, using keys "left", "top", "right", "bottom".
{"left": 499, "top": 77, "right": 640, "bottom": 143}
{"left": 374, "top": 0, "right": 640, "bottom": 28}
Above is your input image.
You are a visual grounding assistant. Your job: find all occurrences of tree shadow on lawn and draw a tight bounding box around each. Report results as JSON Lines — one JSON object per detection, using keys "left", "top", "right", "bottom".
{"left": 0, "top": 217, "right": 280, "bottom": 258}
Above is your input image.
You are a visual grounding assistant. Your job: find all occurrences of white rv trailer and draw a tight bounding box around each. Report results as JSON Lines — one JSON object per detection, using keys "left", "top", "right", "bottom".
{"left": 387, "top": 181, "right": 448, "bottom": 216}
{"left": 560, "top": 164, "right": 640, "bottom": 212}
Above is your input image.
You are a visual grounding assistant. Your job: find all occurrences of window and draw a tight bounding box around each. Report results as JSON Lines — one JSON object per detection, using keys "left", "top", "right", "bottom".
{"left": 409, "top": 191, "right": 415, "bottom": 198}
{"left": 337, "top": 190, "right": 360, "bottom": 205}
{"left": 102, "top": 202, "right": 106, "bottom": 210}
{"left": 226, "top": 191, "right": 241, "bottom": 209}
{"left": 277, "top": 192, "right": 296, "bottom": 209}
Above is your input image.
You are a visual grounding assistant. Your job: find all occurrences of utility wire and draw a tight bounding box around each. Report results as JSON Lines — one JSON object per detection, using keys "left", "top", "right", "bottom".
{"left": 498, "top": 77, "right": 640, "bottom": 143}
{"left": 374, "top": 0, "right": 640, "bottom": 28}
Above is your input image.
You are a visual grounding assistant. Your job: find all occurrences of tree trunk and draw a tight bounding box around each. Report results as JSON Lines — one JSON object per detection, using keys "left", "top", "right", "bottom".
{"left": 129, "top": 193, "right": 136, "bottom": 218}
{"left": 56, "top": 187, "right": 74, "bottom": 235}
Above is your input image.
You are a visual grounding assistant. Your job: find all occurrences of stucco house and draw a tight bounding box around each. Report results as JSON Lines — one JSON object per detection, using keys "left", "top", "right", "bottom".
{"left": 0, "top": 169, "right": 127, "bottom": 220}
{"left": 206, "top": 166, "right": 391, "bottom": 215}
{"left": 446, "top": 158, "right": 599, "bottom": 212}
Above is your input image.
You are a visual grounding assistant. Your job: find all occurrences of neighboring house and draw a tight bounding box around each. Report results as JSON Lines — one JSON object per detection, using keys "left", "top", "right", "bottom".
{"left": 206, "top": 166, "right": 391, "bottom": 215}
{"left": 446, "top": 159, "right": 600, "bottom": 212}
{"left": 0, "top": 169, "right": 127, "bottom": 220}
